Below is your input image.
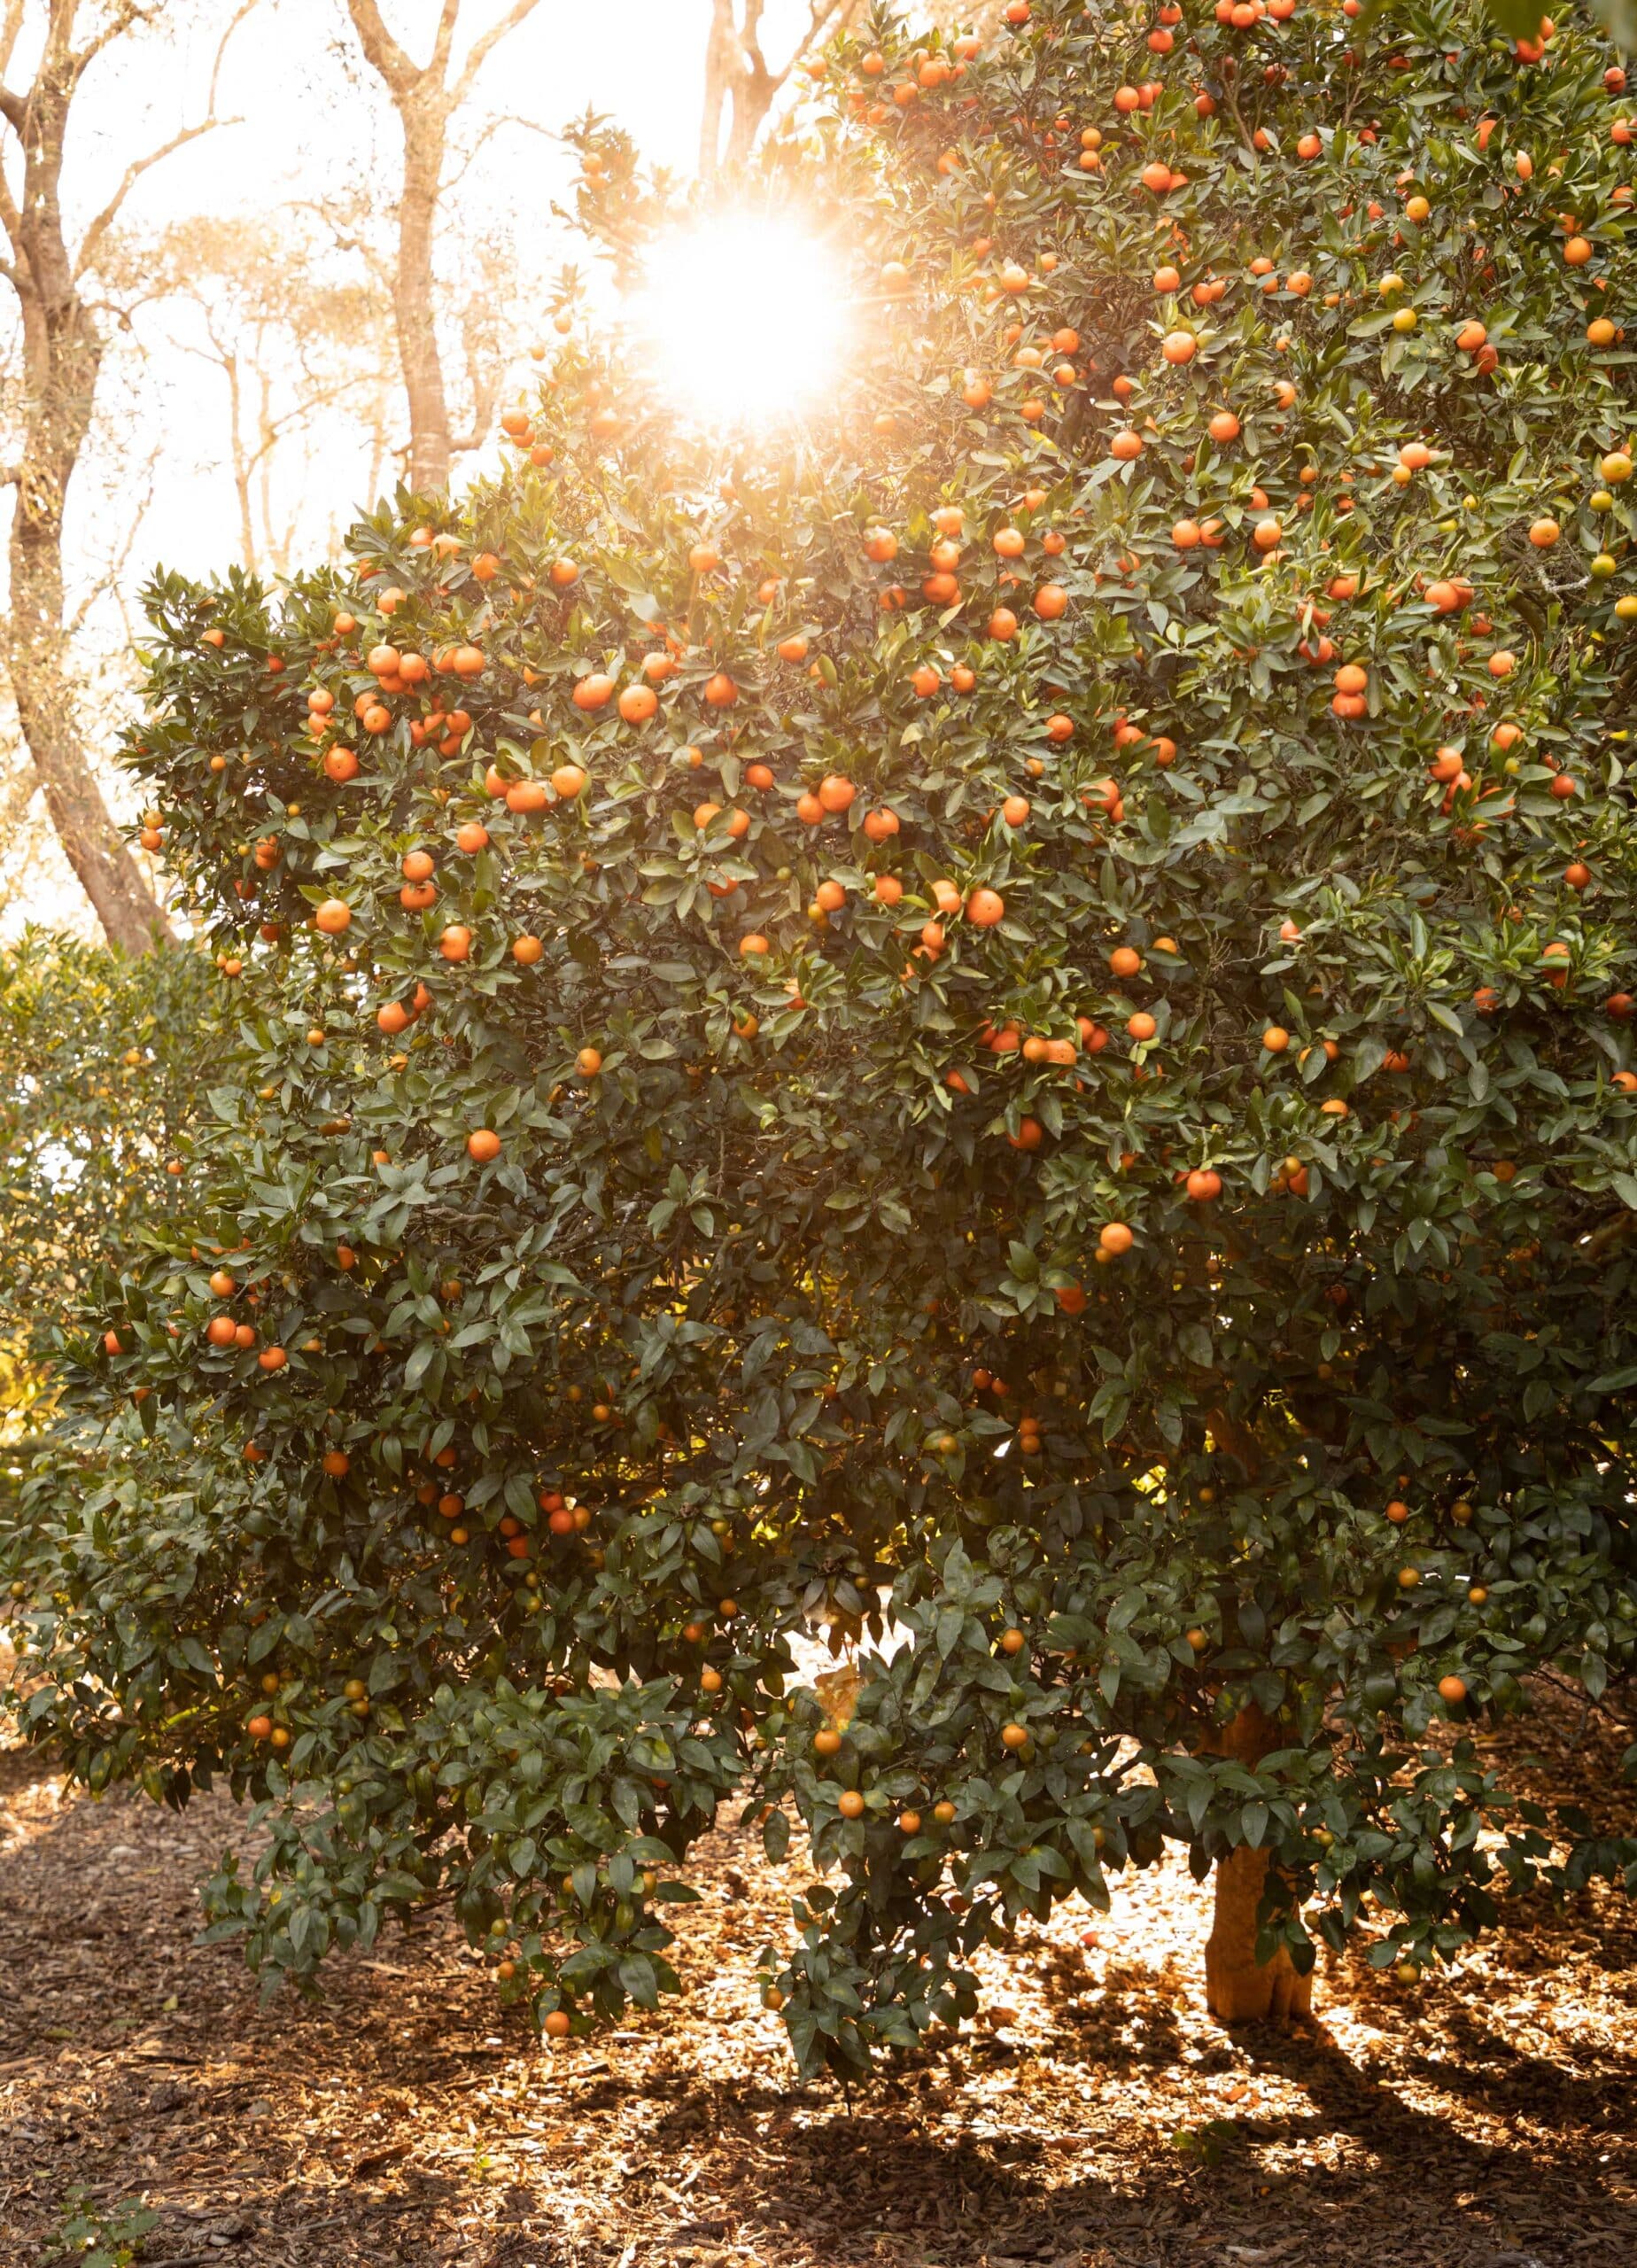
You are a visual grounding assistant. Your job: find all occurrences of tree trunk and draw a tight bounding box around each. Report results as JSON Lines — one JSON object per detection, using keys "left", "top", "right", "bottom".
{"left": 5, "top": 286, "right": 168, "bottom": 951}
{"left": 1202, "top": 1703, "right": 1314, "bottom": 2026}
{"left": 1, "top": 49, "right": 171, "bottom": 952}
{"left": 395, "top": 108, "right": 452, "bottom": 494}
{"left": 8, "top": 512, "right": 168, "bottom": 955}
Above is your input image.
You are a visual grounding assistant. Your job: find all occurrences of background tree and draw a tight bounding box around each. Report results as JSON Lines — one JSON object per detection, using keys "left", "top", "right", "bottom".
{"left": 699, "top": 0, "right": 863, "bottom": 177}
{"left": 340, "top": 0, "right": 545, "bottom": 493}
{"left": 0, "top": 0, "right": 257, "bottom": 950}
{"left": 144, "top": 212, "right": 395, "bottom": 575}
{"left": 9, "top": 0, "right": 1637, "bottom": 2073}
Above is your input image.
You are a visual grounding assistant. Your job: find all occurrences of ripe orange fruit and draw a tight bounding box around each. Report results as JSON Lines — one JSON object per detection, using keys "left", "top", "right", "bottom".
{"left": 576, "top": 1045, "right": 603, "bottom": 1077}
{"left": 966, "top": 888, "right": 1005, "bottom": 927}
{"left": 314, "top": 898, "right": 352, "bottom": 935}
{"left": 617, "top": 683, "right": 658, "bottom": 723}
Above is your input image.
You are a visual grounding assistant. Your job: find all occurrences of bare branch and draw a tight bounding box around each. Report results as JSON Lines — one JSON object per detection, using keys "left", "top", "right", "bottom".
{"left": 451, "top": 0, "right": 546, "bottom": 108}
{"left": 70, "top": 0, "right": 163, "bottom": 83}
{"left": 68, "top": 453, "right": 159, "bottom": 639}
{"left": 430, "top": 0, "right": 463, "bottom": 84}
{"left": 288, "top": 198, "right": 395, "bottom": 290}
{"left": 74, "top": 1, "right": 259, "bottom": 281}
{"left": 443, "top": 109, "right": 553, "bottom": 194}
{"left": 75, "top": 118, "right": 238, "bottom": 282}
{"left": 206, "top": 0, "right": 260, "bottom": 109}
{"left": 343, "top": 0, "right": 420, "bottom": 97}
{"left": 0, "top": 0, "right": 26, "bottom": 85}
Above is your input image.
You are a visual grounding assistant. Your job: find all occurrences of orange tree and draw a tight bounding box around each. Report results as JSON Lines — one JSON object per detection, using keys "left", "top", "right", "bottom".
{"left": 7, "top": 0, "right": 1637, "bottom": 2072}
{"left": 0, "top": 932, "right": 207, "bottom": 1433}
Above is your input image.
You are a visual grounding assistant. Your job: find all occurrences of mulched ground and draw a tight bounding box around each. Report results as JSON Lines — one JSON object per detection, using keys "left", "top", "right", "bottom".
{"left": 2, "top": 1688, "right": 1634, "bottom": 2268}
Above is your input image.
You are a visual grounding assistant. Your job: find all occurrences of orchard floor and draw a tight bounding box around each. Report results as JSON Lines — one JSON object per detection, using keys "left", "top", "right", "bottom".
{"left": 1, "top": 1693, "right": 1633, "bottom": 2268}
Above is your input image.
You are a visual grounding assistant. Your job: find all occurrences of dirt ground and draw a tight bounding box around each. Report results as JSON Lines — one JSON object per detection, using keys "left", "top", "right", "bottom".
{"left": 1, "top": 1690, "right": 1633, "bottom": 2268}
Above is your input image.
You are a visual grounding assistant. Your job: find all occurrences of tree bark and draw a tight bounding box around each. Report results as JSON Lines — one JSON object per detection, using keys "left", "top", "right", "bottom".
{"left": 395, "top": 106, "right": 453, "bottom": 493}
{"left": 0, "top": 29, "right": 171, "bottom": 951}
{"left": 344, "top": 0, "right": 543, "bottom": 495}
{"left": 1202, "top": 1703, "right": 1314, "bottom": 2025}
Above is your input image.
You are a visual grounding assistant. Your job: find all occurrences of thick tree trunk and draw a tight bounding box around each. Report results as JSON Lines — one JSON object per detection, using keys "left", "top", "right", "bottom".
{"left": 1202, "top": 1703, "right": 1314, "bottom": 2026}
{"left": 2, "top": 79, "right": 169, "bottom": 954}
{"left": 8, "top": 512, "right": 168, "bottom": 955}
{"left": 394, "top": 110, "right": 452, "bottom": 493}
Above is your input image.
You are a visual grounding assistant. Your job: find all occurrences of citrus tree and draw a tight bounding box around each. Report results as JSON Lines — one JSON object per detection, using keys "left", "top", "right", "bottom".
{"left": 9, "top": 0, "right": 1637, "bottom": 2074}
{"left": 0, "top": 932, "right": 208, "bottom": 1435}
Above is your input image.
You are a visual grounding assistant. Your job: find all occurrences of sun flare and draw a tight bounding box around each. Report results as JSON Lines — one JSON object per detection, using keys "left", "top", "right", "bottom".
{"left": 625, "top": 213, "right": 850, "bottom": 429}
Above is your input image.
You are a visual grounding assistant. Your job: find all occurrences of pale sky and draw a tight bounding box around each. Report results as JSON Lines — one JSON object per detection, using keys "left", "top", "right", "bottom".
{"left": 0, "top": 0, "right": 830, "bottom": 933}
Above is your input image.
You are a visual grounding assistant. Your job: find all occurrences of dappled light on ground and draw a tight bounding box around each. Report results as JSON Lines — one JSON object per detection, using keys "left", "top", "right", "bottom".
{"left": 1, "top": 1687, "right": 1633, "bottom": 2267}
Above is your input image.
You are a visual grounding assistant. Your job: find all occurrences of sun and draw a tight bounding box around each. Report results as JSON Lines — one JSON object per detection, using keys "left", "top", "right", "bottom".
{"left": 625, "top": 212, "right": 850, "bottom": 430}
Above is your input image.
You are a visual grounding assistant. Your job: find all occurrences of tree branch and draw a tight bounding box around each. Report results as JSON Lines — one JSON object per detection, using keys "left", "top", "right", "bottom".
{"left": 343, "top": 0, "right": 421, "bottom": 97}
{"left": 442, "top": 109, "right": 552, "bottom": 195}
{"left": 287, "top": 198, "right": 395, "bottom": 291}
{"left": 75, "top": 118, "right": 237, "bottom": 282}
{"left": 451, "top": 0, "right": 546, "bottom": 108}
{"left": 430, "top": 0, "right": 464, "bottom": 84}
{"left": 74, "top": 0, "right": 260, "bottom": 282}
{"left": 70, "top": 0, "right": 162, "bottom": 83}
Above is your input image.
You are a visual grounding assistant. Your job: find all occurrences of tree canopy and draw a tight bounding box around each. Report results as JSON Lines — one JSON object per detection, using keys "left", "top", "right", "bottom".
{"left": 7, "top": 0, "right": 1637, "bottom": 2076}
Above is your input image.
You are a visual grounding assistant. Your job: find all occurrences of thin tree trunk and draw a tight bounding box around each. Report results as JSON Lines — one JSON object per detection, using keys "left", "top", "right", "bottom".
{"left": 224, "top": 347, "right": 257, "bottom": 571}
{"left": 1202, "top": 1703, "right": 1314, "bottom": 2025}
{"left": 343, "top": 0, "right": 542, "bottom": 495}
{"left": 395, "top": 110, "right": 452, "bottom": 493}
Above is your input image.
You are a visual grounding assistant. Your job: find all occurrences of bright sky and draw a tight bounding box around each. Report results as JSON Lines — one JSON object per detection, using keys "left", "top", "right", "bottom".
{"left": 0, "top": 0, "right": 831, "bottom": 934}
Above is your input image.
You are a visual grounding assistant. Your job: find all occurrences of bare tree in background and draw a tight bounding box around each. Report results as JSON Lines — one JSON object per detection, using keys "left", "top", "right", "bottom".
{"left": 341, "top": 0, "right": 544, "bottom": 494}
{"left": 699, "top": 0, "right": 863, "bottom": 179}
{"left": 0, "top": 0, "right": 253, "bottom": 951}
{"left": 145, "top": 212, "right": 392, "bottom": 574}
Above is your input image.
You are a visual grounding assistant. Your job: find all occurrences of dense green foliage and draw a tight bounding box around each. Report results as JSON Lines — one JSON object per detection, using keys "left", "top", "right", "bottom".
{"left": 0, "top": 933, "right": 208, "bottom": 1431}
{"left": 7, "top": 0, "right": 1637, "bottom": 2074}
